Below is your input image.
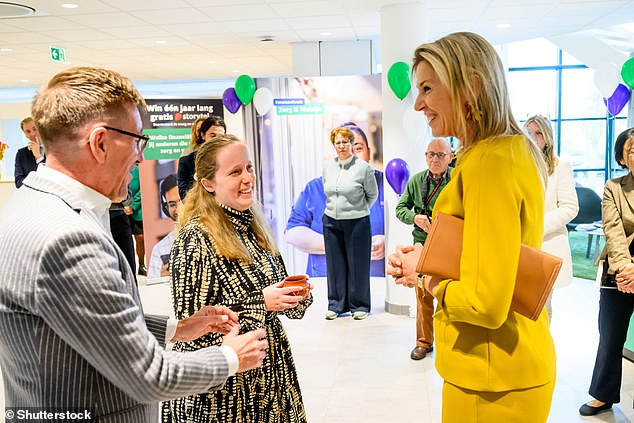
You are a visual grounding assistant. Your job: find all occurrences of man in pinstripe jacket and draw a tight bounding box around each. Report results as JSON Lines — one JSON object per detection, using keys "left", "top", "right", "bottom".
{"left": 0, "top": 66, "right": 268, "bottom": 421}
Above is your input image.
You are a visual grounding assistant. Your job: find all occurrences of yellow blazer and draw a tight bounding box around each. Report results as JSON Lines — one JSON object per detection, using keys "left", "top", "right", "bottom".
{"left": 599, "top": 172, "right": 634, "bottom": 274}
{"left": 431, "top": 135, "right": 556, "bottom": 392}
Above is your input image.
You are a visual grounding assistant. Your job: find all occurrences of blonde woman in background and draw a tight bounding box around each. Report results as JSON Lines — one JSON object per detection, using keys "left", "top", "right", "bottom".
{"left": 387, "top": 32, "right": 556, "bottom": 422}
{"left": 524, "top": 115, "right": 578, "bottom": 322}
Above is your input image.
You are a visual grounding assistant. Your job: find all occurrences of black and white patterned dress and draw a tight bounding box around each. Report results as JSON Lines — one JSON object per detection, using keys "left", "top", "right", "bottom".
{"left": 163, "top": 204, "right": 311, "bottom": 423}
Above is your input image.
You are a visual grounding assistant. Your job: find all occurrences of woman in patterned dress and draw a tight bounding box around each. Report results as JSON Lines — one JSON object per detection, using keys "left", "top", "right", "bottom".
{"left": 163, "top": 134, "right": 312, "bottom": 422}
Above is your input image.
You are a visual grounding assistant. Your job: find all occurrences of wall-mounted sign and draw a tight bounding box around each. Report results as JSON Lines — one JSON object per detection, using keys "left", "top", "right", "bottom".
{"left": 275, "top": 103, "right": 324, "bottom": 116}
{"left": 274, "top": 98, "right": 305, "bottom": 106}
{"left": 50, "top": 46, "right": 66, "bottom": 63}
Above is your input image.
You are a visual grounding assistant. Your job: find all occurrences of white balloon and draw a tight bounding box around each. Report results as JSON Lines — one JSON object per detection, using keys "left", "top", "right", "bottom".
{"left": 402, "top": 107, "right": 428, "bottom": 141}
{"left": 253, "top": 87, "right": 274, "bottom": 115}
{"left": 593, "top": 63, "right": 622, "bottom": 98}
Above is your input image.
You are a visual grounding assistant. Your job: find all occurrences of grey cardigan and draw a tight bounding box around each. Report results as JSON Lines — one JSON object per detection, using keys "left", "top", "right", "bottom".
{"left": 323, "top": 155, "right": 378, "bottom": 220}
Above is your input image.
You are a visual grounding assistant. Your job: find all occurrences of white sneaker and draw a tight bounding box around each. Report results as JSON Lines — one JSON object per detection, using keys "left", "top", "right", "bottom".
{"left": 325, "top": 310, "right": 338, "bottom": 320}
{"left": 353, "top": 311, "right": 368, "bottom": 320}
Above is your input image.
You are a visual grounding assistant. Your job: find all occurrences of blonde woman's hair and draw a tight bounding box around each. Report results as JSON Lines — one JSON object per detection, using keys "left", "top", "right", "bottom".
{"left": 329, "top": 126, "right": 354, "bottom": 144}
{"left": 32, "top": 66, "right": 146, "bottom": 154}
{"left": 177, "top": 134, "right": 278, "bottom": 261}
{"left": 524, "top": 115, "right": 558, "bottom": 175}
{"left": 412, "top": 32, "right": 547, "bottom": 185}
{"left": 188, "top": 117, "right": 206, "bottom": 150}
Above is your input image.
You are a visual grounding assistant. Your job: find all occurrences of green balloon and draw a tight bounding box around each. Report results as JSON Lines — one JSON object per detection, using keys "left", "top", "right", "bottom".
{"left": 387, "top": 61, "right": 411, "bottom": 100}
{"left": 621, "top": 57, "right": 634, "bottom": 90}
{"left": 235, "top": 74, "right": 256, "bottom": 105}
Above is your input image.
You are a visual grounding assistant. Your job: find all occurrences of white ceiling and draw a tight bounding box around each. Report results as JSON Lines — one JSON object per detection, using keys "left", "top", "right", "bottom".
{"left": 1, "top": 0, "right": 634, "bottom": 89}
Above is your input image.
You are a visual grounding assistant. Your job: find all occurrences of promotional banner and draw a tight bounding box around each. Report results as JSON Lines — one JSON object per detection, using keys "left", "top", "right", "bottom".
{"left": 143, "top": 99, "right": 223, "bottom": 160}
{"left": 140, "top": 98, "right": 223, "bottom": 283}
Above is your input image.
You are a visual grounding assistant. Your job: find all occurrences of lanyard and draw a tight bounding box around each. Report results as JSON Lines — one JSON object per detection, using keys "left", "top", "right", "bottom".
{"left": 423, "top": 177, "right": 442, "bottom": 208}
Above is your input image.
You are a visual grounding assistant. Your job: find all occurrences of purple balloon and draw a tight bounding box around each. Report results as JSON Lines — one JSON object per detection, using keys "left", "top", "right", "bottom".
{"left": 385, "top": 158, "right": 410, "bottom": 195}
{"left": 603, "top": 83, "right": 631, "bottom": 116}
{"left": 222, "top": 88, "right": 242, "bottom": 114}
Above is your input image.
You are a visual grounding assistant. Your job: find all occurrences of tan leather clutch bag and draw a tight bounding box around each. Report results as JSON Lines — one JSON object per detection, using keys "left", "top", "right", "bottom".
{"left": 416, "top": 212, "right": 562, "bottom": 321}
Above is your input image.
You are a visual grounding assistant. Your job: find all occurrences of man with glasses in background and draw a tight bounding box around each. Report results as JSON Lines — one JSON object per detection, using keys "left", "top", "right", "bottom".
{"left": 0, "top": 66, "right": 268, "bottom": 420}
{"left": 396, "top": 138, "right": 453, "bottom": 360}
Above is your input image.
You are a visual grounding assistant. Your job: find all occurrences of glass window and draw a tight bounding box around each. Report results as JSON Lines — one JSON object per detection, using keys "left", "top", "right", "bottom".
{"left": 609, "top": 118, "right": 632, "bottom": 174}
{"left": 507, "top": 38, "right": 558, "bottom": 68}
{"left": 615, "top": 118, "right": 630, "bottom": 139}
{"left": 561, "top": 68, "right": 606, "bottom": 119}
{"left": 573, "top": 170, "right": 605, "bottom": 196}
{"left": 561, "top": 50, "right": 583, "bottom": 65}
{"left": 508, "top": 70, "right": 557, "bottom": 120}
{"left": 559, "top": 120, "right": 606, "bottom": 170}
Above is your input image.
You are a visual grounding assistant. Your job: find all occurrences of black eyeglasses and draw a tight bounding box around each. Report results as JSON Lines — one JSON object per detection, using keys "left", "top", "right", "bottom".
{"left": 103, "top": 126, "right": 150, "bottom": 153}
{"left": 425, "top": 152, "right": 450, "bottom": 158}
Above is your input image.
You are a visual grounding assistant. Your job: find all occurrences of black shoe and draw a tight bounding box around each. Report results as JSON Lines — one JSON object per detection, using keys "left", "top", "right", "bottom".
{"left": 579, "top": 401, "right": 612, "bottom": 416}
{"left": 138, "top": 265, "right": 147, "bottom": 276}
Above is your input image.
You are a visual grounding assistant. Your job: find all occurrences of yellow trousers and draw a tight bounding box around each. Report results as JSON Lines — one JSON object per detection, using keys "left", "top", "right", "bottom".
{"left": 442, "top": 378, "right": 555, "bottom": 423}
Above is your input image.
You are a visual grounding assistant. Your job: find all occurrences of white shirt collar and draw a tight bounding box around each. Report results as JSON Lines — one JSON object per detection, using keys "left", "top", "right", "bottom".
{"left": 37, "top": 165, "right": 112, "bottom": 231}
{"left": 337, "top": 155, "right": 354, "bottom": 166}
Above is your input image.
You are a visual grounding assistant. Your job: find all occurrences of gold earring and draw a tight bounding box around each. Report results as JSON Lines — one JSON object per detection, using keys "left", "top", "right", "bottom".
{"left": 466, "top": 102, "right": 482, "bottom": 122}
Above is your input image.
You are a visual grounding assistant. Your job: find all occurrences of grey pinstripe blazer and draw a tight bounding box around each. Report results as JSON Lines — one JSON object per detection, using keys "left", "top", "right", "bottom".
{"left": 0, "top": 172, "right": 229, "bottom": 421}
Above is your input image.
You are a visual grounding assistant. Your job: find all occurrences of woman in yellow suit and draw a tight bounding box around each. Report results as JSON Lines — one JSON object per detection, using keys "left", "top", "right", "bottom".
{"left": 387, "top": 32, "right": 556, "bottom": 422}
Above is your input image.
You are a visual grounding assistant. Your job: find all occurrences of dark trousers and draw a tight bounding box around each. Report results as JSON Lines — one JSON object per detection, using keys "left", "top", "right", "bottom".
{"left": 589, "top": 288, "right": 634, "bottom": 403}
{"left": 322, "top": 214, "right": 371, "bottom": 314}
{"left": 109, "top": 210, "right": 137, "bottom": 281}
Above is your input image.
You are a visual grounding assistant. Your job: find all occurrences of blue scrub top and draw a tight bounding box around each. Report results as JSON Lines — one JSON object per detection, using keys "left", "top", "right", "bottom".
{"left": 286, "top": 170, "right": 385, "bottom": 277}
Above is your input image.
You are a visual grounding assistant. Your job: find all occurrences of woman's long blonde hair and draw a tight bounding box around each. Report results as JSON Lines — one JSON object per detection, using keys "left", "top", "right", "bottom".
{"left": 177, "top": 134, "right": 278, "bottom": 261}
{"left": 524, "top": 115, "right": 558, "bottom": 175}
{"left": 412, "top": 32, "right": 547, "bottom": 185}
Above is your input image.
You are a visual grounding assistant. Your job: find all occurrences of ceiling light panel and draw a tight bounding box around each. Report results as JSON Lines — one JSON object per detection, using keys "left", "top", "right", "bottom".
{"left": 198, "top": 4, "right": 278, "bottom": 21}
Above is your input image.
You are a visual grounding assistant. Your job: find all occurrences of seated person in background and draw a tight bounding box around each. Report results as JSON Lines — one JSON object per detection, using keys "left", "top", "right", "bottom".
{"left": 165, "top": 134, "right": 312, "bottom": 422}
{"left": 177, "top": 115, "right": 226, "bottom": 200}
{"left": 14, "top": 116, "right": 44, "bottom": 188}
{"left": 285, "top": 122, "right": 385, "bottom": 277}
{"left": 148, "top": 174, "right": 180, "bottom": 279}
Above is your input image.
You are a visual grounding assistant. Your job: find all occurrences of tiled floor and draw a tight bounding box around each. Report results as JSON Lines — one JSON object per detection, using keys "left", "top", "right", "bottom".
{"left": 139, "top": 276, "right": 634, "bottom": 423}
{"left": 1, "top": 276, "right": 633, "bottom": 422}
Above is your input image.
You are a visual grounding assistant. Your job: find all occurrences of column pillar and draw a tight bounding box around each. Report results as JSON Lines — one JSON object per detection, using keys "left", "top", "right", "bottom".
{"left": 381, "top": 3, "right": 431, "bottom": 315}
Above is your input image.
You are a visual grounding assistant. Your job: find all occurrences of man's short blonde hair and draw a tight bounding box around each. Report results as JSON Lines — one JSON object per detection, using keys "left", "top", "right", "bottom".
{"left": 31, "top": 66, "right": 146, "bottom": 150}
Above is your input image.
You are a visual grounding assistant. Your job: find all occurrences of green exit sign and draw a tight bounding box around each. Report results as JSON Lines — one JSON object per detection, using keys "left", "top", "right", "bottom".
{"left": 50, "top": 46, "right": 66, "bottom": 63}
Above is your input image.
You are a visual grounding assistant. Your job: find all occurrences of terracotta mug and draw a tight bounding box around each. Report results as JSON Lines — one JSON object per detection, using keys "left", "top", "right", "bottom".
{"left": 283, "top": 275, "right": 309, "bottom": 298}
